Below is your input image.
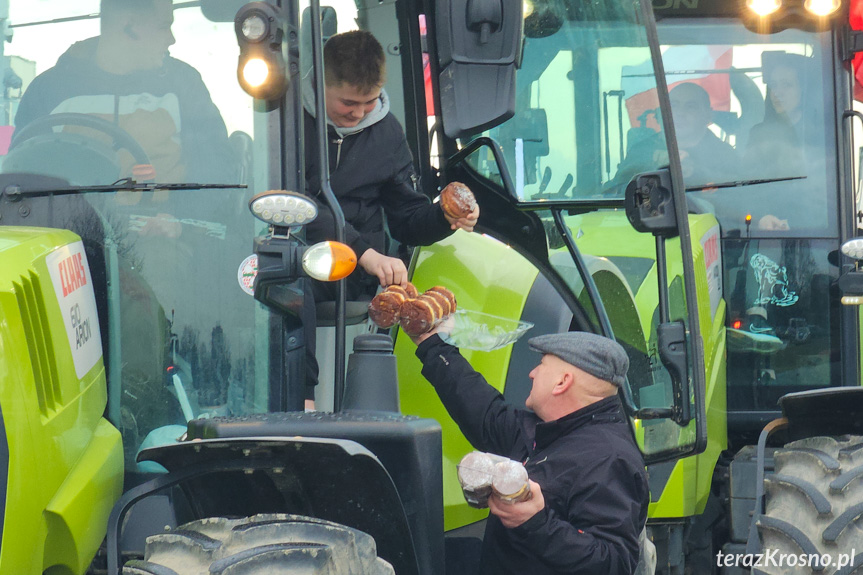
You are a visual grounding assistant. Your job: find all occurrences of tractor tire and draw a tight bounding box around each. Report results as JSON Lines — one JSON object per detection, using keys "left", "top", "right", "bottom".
{"left": 757, "top": 436, "right": 863, "bottom": 575}
{"left": 121, "top": 514, "right": 395, "bottom": 575}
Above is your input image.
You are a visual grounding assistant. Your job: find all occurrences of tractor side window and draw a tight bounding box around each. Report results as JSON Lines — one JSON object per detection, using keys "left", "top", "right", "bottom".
{"left": 724, "top": 239, "right": 839, "bottom": 411}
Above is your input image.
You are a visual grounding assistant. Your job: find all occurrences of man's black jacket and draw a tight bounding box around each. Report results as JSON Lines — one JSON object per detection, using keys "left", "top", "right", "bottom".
{"left": 303, "top": 110, "right": 452, "bottom": 262}
{"left": 416, "top": 335, "right": 649, "bottom": 575}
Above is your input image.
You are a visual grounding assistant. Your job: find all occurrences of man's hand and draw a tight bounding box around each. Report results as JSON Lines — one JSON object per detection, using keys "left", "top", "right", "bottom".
{"left": 358, "top": 248, "right": 408, "bottom": 287}
{"left": 488, "top": 480, "right": 545, "bottom": 528}
{"left": 407, "top": 314, "right": 456, "bottom": 346}
{"left": 443, "top": 204, "right": 480, "bottom": 233}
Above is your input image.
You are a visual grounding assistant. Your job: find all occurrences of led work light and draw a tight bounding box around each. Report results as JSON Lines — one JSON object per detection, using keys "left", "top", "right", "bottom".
{"left": 235, "top": 2, "right": 288, "bottom": 100}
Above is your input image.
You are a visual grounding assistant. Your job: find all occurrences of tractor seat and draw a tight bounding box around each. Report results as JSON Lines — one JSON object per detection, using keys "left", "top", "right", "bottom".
{"left": 316, "top": 299, "right": 371, "bottom": 326}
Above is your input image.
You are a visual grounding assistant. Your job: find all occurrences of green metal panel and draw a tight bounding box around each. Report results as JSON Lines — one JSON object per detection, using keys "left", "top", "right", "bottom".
{"left": 398, "top": 211, "right": 728, "bottom": 527}
{"left": 397, "top": 230, "right": 540, "bottom": 531}
{"left": 0, "top": 227, "right": 124, "bottom": 575}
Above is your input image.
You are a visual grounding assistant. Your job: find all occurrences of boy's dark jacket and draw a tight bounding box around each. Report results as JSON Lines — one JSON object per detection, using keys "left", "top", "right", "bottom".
{"left": 302, "top": 88, "right": 452, "bottom": 261}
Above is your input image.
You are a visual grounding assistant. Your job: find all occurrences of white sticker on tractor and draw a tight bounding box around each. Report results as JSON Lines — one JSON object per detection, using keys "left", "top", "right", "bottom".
{"left": 238, "top": 254, "right": 258, "bottom": 296}
{"left": 46, "top": 241, "right": 103, "bottom": 379}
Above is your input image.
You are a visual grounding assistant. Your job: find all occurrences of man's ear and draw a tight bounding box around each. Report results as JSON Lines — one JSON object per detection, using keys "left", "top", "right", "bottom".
{"left": 552, "top": 372, "right": 573, "bottom": 396}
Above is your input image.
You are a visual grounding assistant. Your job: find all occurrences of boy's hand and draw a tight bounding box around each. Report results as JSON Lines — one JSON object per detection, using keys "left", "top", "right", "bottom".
{"left": 358, "top": 249, "right": 408, "bottom": 287}
{"left": 443, "top": 204, "right": 480, "bottom": 233}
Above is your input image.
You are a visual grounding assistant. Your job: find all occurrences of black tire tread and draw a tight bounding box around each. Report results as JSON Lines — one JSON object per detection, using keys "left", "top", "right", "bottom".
{"left": 832, "top": 465, "right": 863, "bottom": 494}
{"left": 121, "top": 561, "right": 180, "bottom": 575}
{"left": 824, "top": 502, "right": 863, "bottom": 543}
{"left": 757, "top": 435, "right": 863, "bottom": 575}
{"left": 766, "top": 474, "right": 832, "bottom": 515}
{"left": 756, "top": 516, "right": 822, "bottom": 564}
{"left": 122, "top": 513, "right": 394, "bottom": 575}
{"left": 835, "top": 553, "right": 863, "bottom": 575}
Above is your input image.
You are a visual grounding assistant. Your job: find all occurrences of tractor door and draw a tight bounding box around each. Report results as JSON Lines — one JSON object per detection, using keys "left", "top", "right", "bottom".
{"left": 396, "top": 0, "right": 716, "bottom": 532}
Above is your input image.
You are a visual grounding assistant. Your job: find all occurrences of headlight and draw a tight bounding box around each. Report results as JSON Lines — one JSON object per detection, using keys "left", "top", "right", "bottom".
{"left": 804, "top": 0, "right": 841, "bottom": 16}
{"left": 746, "top": 0, "right": 782, "bottom": 16}
{"left": 302, "top": 241, "right": 357, "bottom": 281}
{"left": 249, "top": 190, "right": 317, "bottom": 227}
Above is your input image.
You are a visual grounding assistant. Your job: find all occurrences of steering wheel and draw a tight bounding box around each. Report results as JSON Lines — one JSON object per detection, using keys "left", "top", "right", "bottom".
{"left": 10, "top": 112, "right": 152, "bottom": 166}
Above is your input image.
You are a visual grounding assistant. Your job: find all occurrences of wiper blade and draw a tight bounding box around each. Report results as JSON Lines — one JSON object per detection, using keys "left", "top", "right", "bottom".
{"left": 1, "top": 175, "right": 246, "bottom": 198}
{"left": 685, "top": 175, "right": 805, "bottom": 193}
{"left": 11, "top": 2, "right": 200, "bottom": 28}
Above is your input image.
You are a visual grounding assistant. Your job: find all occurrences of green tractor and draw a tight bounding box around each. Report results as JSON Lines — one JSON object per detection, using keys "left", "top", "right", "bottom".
{"left": 0, "top": 0, "right": 704, "bottom": 572}
{"left": 398, "top": 0, "right": 863, "bottom": 573}
{"left": 0, "top": 0, "right": 862, "bottom": 573}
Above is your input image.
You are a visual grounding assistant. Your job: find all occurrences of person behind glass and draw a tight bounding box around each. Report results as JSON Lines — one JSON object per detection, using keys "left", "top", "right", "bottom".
{"left": 744, "top": 52, "right": 818, "bottom": 231}
{"left": 608, "top": 82, "right": 736, "bottom": 192}
{"left": 14, "top": 0, "right": 236, "bottom": 185}
{"left": 301, "top": 30, "right": 479, "bottom": 409}
{"left": 409, "top": 327, "right": 649, "bottom": 575}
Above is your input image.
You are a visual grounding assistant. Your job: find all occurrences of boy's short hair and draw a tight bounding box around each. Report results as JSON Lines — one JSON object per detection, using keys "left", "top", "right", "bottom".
{"left": 324, "top": 30, "right": 386, "bottom": 93}
{"left": 101, "top": 0, "right": 159, "bottom": 24}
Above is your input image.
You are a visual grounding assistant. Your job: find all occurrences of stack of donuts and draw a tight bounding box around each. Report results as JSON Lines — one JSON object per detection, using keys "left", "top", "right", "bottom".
{"left": 368, "top": 282, "right": 457, "bottom": 336}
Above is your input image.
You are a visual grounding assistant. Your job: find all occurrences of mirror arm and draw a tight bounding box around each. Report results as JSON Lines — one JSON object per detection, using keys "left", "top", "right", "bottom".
{"left": 654, "top": 236, "right": 692, "bottom": 426}
{"left": 550, "top": 209, "right": 638, "bottom": 416}
{"left": 446, "top": 136, "right": 517, "bottom": 200}
{"left": 308, "top": 0, "right": 347, "bottom": 411}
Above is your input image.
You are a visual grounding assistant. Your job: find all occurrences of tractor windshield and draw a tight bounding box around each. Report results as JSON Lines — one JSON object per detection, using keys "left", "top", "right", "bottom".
{"left": 0, "top": 1, "right": 270, "bottom": 466}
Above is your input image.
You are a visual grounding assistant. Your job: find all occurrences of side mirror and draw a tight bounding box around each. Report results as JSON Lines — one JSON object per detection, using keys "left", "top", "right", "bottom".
{"left": 624, "top": 170, "right": 691, "bottom": 425}
{"left": 435, "top": 0, "right": 523, "bottom": 138}
{"left": 624, "top": 169, "right": 678, "bottom": 237}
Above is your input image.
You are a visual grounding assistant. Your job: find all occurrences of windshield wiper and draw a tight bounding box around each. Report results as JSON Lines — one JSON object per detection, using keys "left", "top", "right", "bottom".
{"left": 11, "top": 2, "right": 200, "bottom": 28}
{"left": 0, "top": 174, "right": 246, "bottom": 199}
{"left": 685, "top": 175, "right": 805, "bottom": 193}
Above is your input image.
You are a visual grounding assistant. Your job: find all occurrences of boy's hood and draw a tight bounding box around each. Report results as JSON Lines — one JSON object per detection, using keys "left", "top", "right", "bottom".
{"left": 302, "top": 71, "right": 390, "bottom": 138}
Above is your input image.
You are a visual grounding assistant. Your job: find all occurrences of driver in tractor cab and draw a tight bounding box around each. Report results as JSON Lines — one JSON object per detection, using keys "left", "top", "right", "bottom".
{"left": 13, "top": 0, "right": 236, "bottom": 185}
{"left": 300, "top": 30, "right": 480, "bottom": 408}
{"left": 607, "top": 82, "right": 738, "bottom": 193}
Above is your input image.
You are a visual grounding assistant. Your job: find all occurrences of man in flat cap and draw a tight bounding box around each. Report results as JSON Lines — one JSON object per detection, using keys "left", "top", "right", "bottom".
{"left": 410, "top": 328, "right": 649, "bottom": 575}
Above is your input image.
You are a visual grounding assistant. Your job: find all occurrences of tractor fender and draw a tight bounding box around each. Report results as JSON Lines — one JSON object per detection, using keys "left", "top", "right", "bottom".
{"left": 115, "top": 416, "right": 443, "bottom": 575}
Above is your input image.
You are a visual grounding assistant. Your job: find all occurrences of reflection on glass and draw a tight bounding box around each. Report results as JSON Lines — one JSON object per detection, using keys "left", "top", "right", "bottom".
{"left": 724, "top": 239, "right": 839, "bottom": 411}
{"left": 0, "top": 1, "right": 266, "bottom": 469}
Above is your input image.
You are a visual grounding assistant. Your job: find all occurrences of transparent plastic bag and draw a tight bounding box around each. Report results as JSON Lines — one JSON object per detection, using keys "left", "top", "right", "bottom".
{"left": 439, "top": 309, "right": 534, "bottom": 352}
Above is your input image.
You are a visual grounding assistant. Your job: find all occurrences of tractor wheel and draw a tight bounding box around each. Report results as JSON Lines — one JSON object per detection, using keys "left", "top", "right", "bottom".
{"left": 121, "top": 514, "right": 394, "bottom": 575}
{"left": 757, "top": 435, "right": 863, "bottom": 575}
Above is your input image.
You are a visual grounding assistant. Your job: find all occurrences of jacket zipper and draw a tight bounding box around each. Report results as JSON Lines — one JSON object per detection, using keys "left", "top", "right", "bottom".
{"left": 332, "top": 137, "right": 344, "bottom": 169}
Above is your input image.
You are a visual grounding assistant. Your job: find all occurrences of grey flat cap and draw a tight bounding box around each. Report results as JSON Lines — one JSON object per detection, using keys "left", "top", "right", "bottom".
{"left": 528, "top": 332, "right": 629, "bottom": 386}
